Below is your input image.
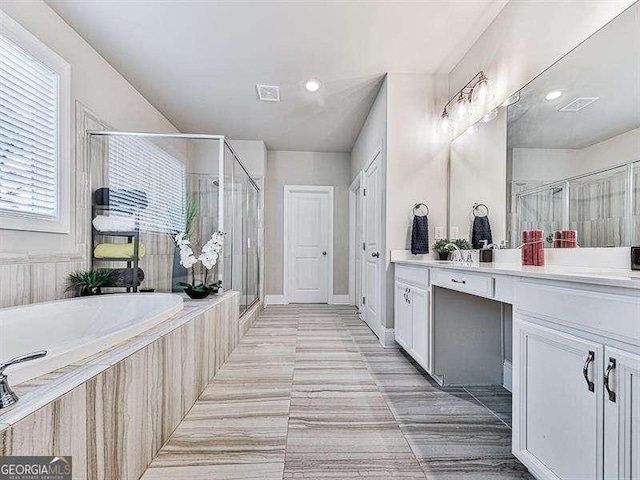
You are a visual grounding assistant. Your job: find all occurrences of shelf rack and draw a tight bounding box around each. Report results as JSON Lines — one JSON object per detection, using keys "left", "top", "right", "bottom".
{"left": 91, "top": 204, "right": 141, "bottom": 293}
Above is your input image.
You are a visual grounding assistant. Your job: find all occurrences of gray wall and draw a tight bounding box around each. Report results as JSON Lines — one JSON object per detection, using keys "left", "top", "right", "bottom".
{"left": 265, "top": 150, "right": 351, "bottom": 296}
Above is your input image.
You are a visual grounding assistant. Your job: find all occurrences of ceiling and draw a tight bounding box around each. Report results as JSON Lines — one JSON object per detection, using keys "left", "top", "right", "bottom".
{"left": 47, "top": 0, "right": 507, "bottom": 152}
{"left": 507, "top": 4, "right": 640, "bottom": 150}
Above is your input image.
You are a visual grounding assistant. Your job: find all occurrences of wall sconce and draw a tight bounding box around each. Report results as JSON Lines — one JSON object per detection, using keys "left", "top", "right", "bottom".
{"left": 438, "top": 71, "right": 494, "bottom": 136}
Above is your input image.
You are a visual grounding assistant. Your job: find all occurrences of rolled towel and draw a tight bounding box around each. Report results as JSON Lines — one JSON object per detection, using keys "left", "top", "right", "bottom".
{"left": 92, "top": 214, "right": 136, "bottom": 232}
{"left": 94, "top": 242, "right": 146, "bottom": 259}
{"left": 105, "top": 267, "right": 145, "bottom": 287}
{"left": 411, "top": 215, "right": 429, "bottom": 254}
{"left": 93, "top": 187, "right": 148, "bottom": 210}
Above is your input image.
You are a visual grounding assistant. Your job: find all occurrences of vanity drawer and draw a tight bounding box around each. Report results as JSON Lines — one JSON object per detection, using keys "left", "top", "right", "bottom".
{"left": 431, "top": 269, "right": 494, "bottom": 298}
{"left": 395, "top": 264, "right": 429, "bottom": 287}
{"left": 515, "top": 282, "right": 640, "bottom": 346}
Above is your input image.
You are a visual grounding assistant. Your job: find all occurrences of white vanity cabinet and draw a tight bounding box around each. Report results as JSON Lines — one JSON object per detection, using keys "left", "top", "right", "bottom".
{"left": 394, "top": 264, "right": 430, "bottom": 371}
{"left": 513, "top": 281, "right": 640, "bottom": 480}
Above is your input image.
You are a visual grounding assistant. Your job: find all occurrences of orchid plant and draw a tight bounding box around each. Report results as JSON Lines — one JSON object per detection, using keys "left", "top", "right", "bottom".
{"left": 175, "top": 230, "right": 224, "bottom": 295}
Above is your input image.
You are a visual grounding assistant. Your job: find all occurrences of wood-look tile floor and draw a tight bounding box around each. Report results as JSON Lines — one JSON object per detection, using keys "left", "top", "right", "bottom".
{"left": 140, "top": 305, "right": 533, "bottom": 480}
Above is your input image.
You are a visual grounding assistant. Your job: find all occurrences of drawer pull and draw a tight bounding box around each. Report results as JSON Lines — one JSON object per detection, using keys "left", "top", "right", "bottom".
{"left": 451, "top": 279, "right": 467, "bottom": 285}
{"left": 582, "top": 351, "right": 595, "bottom": 392}
{"left": 604, "top": 357, "right": 616, "bottom": 403}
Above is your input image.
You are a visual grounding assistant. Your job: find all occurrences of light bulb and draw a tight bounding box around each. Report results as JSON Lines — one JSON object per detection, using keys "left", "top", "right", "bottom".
{"left": 438, "top": 110, "right": 453, "bottom": 136}
{"left": 545, "top": 90, "right": 562, "bottom": 101}
{"left": 471, "top": 74, "right": 493, "bottom": 107}
{"left": 305, "top": 79, "right": 321, "bottom": 92}
{"left": 451, "top": 92, "right": 471, "bottom": 121}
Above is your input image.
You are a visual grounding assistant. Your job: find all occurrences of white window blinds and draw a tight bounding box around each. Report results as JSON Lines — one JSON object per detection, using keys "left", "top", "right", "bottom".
{"left": 0, "top": 33, "right": 59, "bottom": 219}
{"left": 107, "top": 135, "right": 186, "bottom": 234}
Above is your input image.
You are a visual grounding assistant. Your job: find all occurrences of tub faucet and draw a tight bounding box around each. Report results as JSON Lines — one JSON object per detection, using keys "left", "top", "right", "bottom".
{"left": 0, "top": 350, "right": 47, "bottom": 409}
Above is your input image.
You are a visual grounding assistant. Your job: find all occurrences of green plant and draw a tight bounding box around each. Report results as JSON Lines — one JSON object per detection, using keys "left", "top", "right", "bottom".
{"left": 433, "top": 238, "right": 454, "bottom": 254}
{"left": 453, "top": 238, "right": 472, "bottom": 250}
{"left": 66, "top": 269, "right": 113, "bottom": 291}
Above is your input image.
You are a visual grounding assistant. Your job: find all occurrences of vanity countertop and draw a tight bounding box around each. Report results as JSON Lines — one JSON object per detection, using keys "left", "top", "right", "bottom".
{"left": 391, "top": 255, "right": 640, "bottom": 290}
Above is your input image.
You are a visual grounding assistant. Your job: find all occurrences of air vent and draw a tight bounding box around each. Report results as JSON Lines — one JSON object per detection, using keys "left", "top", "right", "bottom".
{"left": 256, "top": 84, "right": 280, "bottom": 102}
{"left": 559, "top": 97, "right": 599, "bottom": 112}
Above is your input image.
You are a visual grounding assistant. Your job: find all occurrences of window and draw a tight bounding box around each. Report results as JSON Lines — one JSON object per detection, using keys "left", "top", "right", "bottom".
{"left": 0, "top": 12, "right": 70, "bottom": 233}
{"left": 107, "top": 134, "right": 186, "bottom": 234}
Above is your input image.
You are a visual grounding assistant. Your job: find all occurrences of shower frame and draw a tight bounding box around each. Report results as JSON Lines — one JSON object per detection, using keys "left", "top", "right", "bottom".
{"left": 86, "top": 131, "right": 260, "bottom": 310}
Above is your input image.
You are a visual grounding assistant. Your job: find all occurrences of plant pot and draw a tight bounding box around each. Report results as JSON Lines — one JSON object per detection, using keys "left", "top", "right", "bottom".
{"left": 80, "top": 286, "right": 102, "bottom": 296}
{"left": 183, "top": 286, "right": 214, "bottom": 300}
{"left": 438, "top": 251, "right": 449, "bottom": 261}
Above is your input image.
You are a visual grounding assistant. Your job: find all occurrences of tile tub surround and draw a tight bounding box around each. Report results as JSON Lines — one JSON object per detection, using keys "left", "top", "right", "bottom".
{"left": 141, "top": 305, "right": 530, "bottom": 480}
{"left": 0, "top": 291, "right": 254, "bottom": 480}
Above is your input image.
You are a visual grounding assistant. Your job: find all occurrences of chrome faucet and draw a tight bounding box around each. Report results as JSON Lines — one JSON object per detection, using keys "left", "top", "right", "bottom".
{"left": 445, "top": 243, "right": 473, "bottom": 264}
{"left": 0, "top": 350, "right": 47, "bottom": 409}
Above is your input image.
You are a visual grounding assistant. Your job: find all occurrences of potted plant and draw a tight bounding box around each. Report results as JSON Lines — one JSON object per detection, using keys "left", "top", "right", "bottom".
{"left": 433, "top": 238, "right": 454, "bottom": 260}
{"left": 453, "top": 238, "right": 472, "bottom": 251}
{"left": 175, "top": 230, "right": 225, "bottom": 299}
{"left": 66, "top": 269, "right": 114, "bottom": 296}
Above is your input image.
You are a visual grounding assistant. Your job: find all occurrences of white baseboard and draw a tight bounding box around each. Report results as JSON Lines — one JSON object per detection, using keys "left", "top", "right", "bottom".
{"left": 330, "top": 294, "right": 351, "bottom": 305}
{"left": 379, "top": 327, "right": 398, "bottom": 349}
{"left": 264, "top": 294, "right": 285, "bottom": 306}
{"left": 503, "top": 360, "right": 512, "bottom": 392}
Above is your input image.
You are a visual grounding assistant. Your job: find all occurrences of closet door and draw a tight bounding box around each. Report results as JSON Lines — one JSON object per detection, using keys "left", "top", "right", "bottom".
{"left": 513, "top": 316, "right": 604, "bottom": 480}
{"left": 604, "top": 347, "right": 640, "bottom": 480}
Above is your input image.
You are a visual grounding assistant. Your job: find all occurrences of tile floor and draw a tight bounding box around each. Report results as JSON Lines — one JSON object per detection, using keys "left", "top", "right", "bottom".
{"left": 141, "top": 305, "right": 533, "bottom": 480}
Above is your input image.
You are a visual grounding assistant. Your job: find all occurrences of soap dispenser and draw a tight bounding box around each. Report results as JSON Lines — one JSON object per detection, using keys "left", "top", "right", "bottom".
{"left": 479, "top": 240, "right": 494, "bottom": 263}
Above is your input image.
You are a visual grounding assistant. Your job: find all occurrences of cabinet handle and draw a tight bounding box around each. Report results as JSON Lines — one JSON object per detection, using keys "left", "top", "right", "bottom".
{"left": 407, "top": 289, "right": 411, "bottom": 304}
{"left": 582, "top": 351, "right": 595, "bottom": 392}
{"left": 403, "top": 289, "right": 408, "bottom": 303}
{"left": 604, "top": 357, "right": 616, "bottom": 403}
{"left": 451, "top": 279, "right": 466, "bottom": 284}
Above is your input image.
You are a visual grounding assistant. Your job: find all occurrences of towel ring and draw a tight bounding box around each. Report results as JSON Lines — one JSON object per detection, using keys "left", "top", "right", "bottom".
{"left": 472, "top": 203, "right": 489, "bottom": 217}
{"left": 413, "top": 203, "right": 429, "bottom": 216}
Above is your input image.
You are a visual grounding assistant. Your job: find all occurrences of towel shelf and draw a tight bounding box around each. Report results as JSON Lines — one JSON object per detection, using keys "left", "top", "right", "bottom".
{"left": 91, "top": 203, "right": 141, "bottom": 293}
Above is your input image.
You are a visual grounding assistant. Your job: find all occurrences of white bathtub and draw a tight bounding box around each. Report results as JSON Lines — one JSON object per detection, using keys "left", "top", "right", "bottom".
{"left": 0, "top": 293, "right": 183, "bottom": 385}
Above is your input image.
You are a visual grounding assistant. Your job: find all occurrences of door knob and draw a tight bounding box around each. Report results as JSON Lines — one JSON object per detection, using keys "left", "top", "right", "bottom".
{"left": 322, "top": 251, "right": 327, "bottom": 256}
{"left": 372, "top": 252, "right": 380, "bottom": 258}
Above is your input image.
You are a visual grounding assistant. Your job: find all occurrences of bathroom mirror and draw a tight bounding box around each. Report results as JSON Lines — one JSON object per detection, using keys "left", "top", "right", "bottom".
{"left": 449, "top": 4, "right": 640, "bottom": 248}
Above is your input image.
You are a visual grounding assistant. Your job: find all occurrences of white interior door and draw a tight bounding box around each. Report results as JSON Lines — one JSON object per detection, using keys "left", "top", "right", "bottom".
{"left": 285, "top": 186, "right": 332, "bottom": 303}
{"left": 363, "top": 152, "right": 382, "bottom": 335}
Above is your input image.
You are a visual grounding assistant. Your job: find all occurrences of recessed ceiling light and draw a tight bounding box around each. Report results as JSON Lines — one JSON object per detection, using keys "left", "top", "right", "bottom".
{"left": 545, "top": 90, "right": 563, "bottom": 101}
{"left": 304, "top": 79, "right": 321, "bottom": 92}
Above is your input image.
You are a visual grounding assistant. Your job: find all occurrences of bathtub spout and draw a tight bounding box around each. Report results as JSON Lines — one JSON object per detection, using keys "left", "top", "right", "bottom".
{"left": 0, "top": 350, "right": 47, "bottom": 409}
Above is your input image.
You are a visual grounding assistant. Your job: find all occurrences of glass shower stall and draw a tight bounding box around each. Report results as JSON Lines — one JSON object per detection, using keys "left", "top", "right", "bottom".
{"left": 87, "top": 131, "right": 260, "bottom": 315}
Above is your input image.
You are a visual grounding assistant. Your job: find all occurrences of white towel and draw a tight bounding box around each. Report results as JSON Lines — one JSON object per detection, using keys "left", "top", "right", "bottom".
{"left": 92, "top": 215, "right": 136, "bottom": 232}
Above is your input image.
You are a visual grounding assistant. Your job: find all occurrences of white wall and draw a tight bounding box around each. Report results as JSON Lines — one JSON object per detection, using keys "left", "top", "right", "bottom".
{"left": 450, "top": 108, "right": 507, "bottom": 245}
{"left": 0, "top": 1, "right": 183, "bottom": 308}
{"left": 0, "top": 1, "right": 179, "bottom": 257}
{"left": 265, "top": 150, "right": 351, "bottom": 297}
{"left": 351, "top": 78, "right": 387, "bottom": 182}
{"left": 448, "top": 0, "right": 634, "bottom": 130}
{"left": 512, "top": 126, "right": 640, "bottom": 183}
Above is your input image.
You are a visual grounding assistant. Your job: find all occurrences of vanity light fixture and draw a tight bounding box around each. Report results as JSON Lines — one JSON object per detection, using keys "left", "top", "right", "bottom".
{"left": 545, "top": 90, "right": 563, "bottom": 101}
{"left": 438, "top": 71, "right": 493, "bottom": 136}
{"left": 304, "top": 78, "right": 321, "bottom": 92}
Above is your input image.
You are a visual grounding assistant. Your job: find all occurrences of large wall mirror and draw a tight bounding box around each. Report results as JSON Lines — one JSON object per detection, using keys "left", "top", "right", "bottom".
{"left": 450, "top": 3, "right": 639, "bottom": 249}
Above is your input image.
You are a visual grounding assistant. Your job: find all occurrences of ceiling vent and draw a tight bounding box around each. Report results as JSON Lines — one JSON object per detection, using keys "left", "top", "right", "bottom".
{"left": 256, "top": 84, "right": 280, "bottom": 102}
{"left": 559, "top": 97, "right": 599, "bottom": 112}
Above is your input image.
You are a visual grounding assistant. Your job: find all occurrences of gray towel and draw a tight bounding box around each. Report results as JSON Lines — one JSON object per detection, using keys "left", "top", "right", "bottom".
{"left": 411, "top": 215, "right": 429, "bottom": 254}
